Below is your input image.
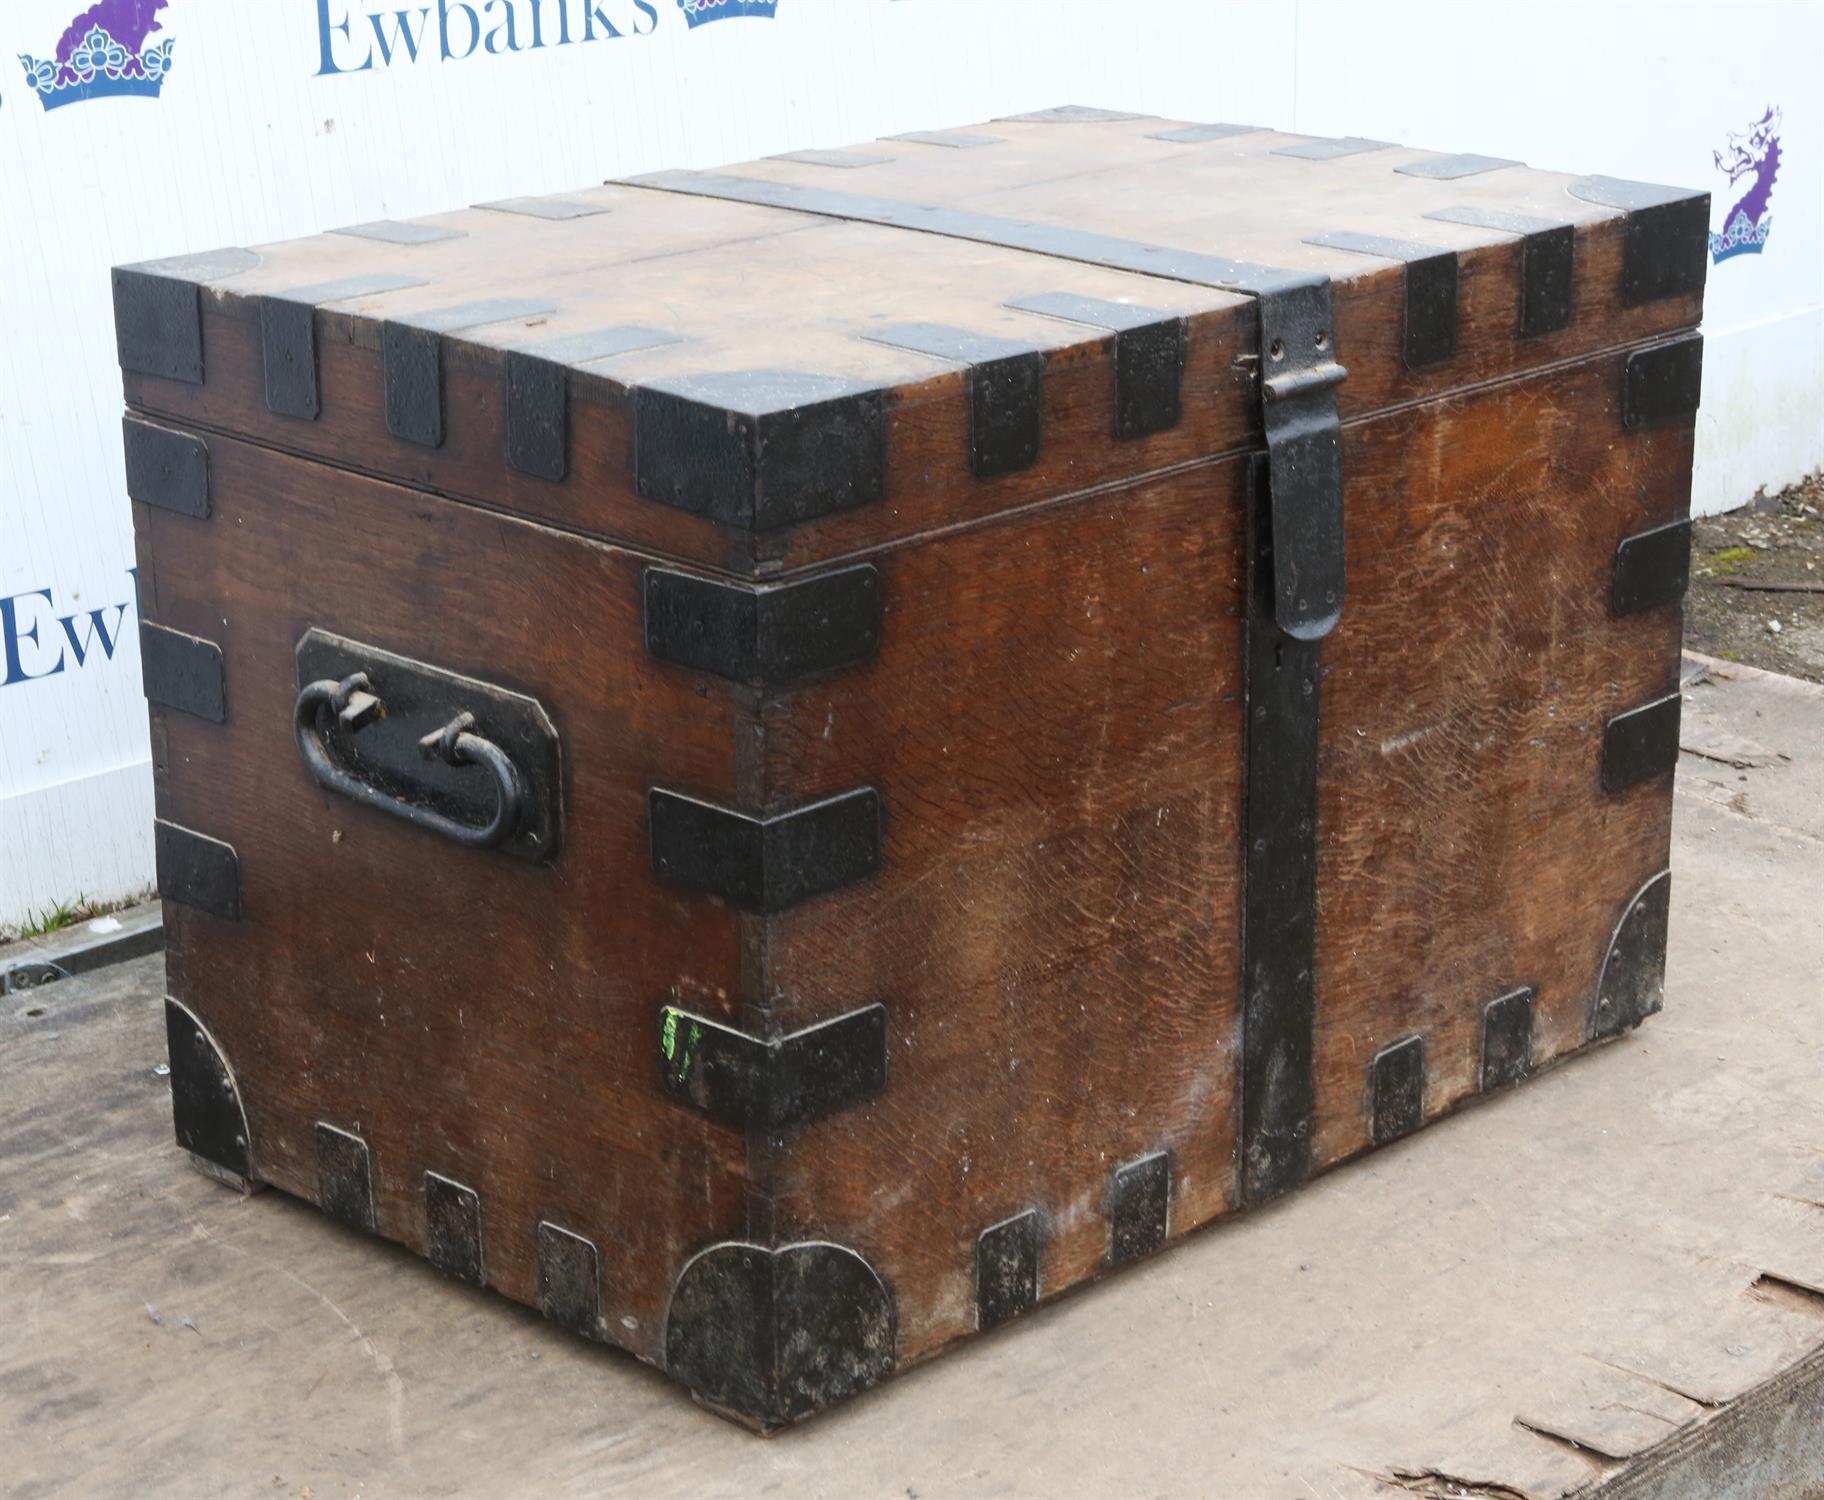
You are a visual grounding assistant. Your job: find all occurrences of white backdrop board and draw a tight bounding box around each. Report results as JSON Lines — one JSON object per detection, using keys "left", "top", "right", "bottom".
{"left": 1, "top": 0, "right": 1818, "bottom": 927}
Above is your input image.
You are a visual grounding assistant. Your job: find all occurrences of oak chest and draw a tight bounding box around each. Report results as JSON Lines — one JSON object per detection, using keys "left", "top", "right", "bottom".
{"left": 119, "top": 107, "right": 1705, "bottom": 1428}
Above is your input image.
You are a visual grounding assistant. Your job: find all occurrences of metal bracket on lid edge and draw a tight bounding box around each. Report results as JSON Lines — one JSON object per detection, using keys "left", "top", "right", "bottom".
{"left": 1254, "top": 278, "right": 1348, "bottom": 642}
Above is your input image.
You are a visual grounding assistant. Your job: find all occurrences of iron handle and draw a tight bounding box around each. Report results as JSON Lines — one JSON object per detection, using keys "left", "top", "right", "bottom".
{"left": 294, "top": 672, "right": 527, "bottom": 849}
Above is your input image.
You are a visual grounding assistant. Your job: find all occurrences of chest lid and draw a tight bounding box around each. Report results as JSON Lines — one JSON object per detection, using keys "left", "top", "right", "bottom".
{"left": 115, "top": 109, "right": 1706, "bottom": 581}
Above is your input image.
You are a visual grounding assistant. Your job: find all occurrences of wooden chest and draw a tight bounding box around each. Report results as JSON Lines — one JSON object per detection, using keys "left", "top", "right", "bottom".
{"left": 119, "top": 108, "right": 1705, "bottom": 1428}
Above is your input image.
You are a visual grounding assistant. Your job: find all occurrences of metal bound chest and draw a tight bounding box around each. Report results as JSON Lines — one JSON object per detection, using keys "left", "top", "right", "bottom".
{"left": 119, "top": 107, "right": 1705, "bottom": 1428}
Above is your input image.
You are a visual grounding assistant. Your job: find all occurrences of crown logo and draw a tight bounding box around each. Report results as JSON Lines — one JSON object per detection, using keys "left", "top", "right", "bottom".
{"left": 18, "top": 2, "right": 175, "bottom": 112}
{"left": 676, "top": 0, "right": 780, "bottom": 27}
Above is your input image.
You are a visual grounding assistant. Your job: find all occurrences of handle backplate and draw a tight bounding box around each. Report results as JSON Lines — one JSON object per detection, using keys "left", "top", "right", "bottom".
{"left": 294, "top": 628, "right": 563, "bottom": 862}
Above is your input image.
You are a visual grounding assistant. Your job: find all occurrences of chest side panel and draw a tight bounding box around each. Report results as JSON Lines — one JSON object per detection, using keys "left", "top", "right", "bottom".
{"left": 133, "top": 431, "right": 753, "bottom": 1362}
{"left": 1309, "top": 344, "right": 1691, "bottom": 1164}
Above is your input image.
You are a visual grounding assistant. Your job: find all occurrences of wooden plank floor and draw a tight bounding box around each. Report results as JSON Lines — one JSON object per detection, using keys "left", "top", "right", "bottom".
{"left": 3, "top": 657, "right": 1822, "bottom": 1500}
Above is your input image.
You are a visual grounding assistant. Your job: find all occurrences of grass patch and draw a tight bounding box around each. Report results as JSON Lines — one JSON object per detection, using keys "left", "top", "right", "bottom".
{"left": 1, "top": 893, "right": 129, "bottom": 947}
{"left": 1707, "top": 546, "right": 1758, "bottom": 576}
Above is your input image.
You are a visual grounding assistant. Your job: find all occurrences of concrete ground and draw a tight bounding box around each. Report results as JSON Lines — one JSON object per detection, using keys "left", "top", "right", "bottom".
{"left": 2, "top": 656, "right": 1821, "bottom": 1500}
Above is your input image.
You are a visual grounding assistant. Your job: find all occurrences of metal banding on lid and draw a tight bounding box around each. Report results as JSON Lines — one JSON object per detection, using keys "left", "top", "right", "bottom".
{"left": 1272, "top": 136, "right": 1393, "bottom": 161}
{"left": 1394, "top": 152, "right": 1522, "bottom": 179}
{"left": 331, "top": 219, "right": 466, "bottom": 245}
{"left": 885, "top": 130, "right": 1003, "bottom": 149}
{"left": 1000, "top": 105, "right": 1146, "bottom": 123}
{"left": 474, "top": 195, "right": 611, "bottom": 219}
{"left": 770, "top": 149, "right": 895, "bottom": 169}
{"left": 1145, "top": 122, "right": 1261, "bottom": 144}
{"left": 626, "top": 169, "right": 1313, "bottom": 296}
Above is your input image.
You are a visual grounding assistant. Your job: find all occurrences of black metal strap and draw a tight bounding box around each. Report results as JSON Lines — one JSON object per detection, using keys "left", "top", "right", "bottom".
{"left": 625, "top": 169, "right": 1310, "bottom": 295}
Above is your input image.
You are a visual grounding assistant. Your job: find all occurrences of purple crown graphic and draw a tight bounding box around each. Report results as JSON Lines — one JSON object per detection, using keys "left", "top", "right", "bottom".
{"left": 677, "top": 0, "right": 779, "bottom": 27}
{"left": 18, "top": 1, "right": 175, "bottom": 111}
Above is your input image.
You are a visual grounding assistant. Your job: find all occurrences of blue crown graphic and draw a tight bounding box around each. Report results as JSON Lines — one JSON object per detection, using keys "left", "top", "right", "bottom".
{"left": 18, "top": 24, "right": 175, "bottom": 111}
{"left": 677, "top": 0, "right": 779, "bottom": 27}
{"left": 1710, "top": 209, "right": 1773, "bottom": 264}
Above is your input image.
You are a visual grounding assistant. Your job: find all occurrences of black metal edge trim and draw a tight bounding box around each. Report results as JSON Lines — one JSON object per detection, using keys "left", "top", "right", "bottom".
{"left": 112, "top": 267, "right": 204, "bottom": 384}
{"left": 1418, "top": 207, "right": 1575, "bottom": 338}
{"left": 1612, "top": 517, "right": 1693, "bottom": 616}
{"left": 1305, "top": 232, "right": 1458, "bottom": 368}
{"left": 1588, "top": 869, "right": 1672, "bottom": 1041}
{"left": 382, "top": 320, "right": 443, "bottom": 448}
{"left": 536, "top": 1221, "right": 604, "bottom": 1338}
{"left": 314, "top": 1122, "right": 376, "bottom": 1233}
{"left": 884, "top": 130, "right": 1004, "bottom": 149}
{"left": 163, "top": 997, "right": 253, "bottom": 1181}
{"left": 1107, "top": 1150, "right": 1171, "bottom": 1264}
{"left": 1568, "top": 177, "right": 1709, "bottom": 305}
{"left": 505, "top": 351, "right": 568, "bottom": 481}
{"left": 975, "top": 1209, "right": 1042, "bottom": 1329}
{"left": 643, "top": 563, "right": 883, "bottom": 687}
{"left": 139, "top": 621, "right": 226, "bottom": 724}
{"left": 1370, "top": 1035, "right": 1426, "bottom": 1145}
{"left": 665, "top": 1239, "right": 895, "bottom": 1427}
{"left": 425, "top": 1172, "right": 486, "bottom": 1286}
{"left": 1002, "top": 294, "right": 1186, "bottom": 441}
{"left": 1518, "top": 223, "right": 1577, "bottom": 338}
{"left": 633, "top": 378, "right": 888, "bottom": 531}
{"left": 860, "top": 323, "right": 1044, "bottom": 478}
{"left": 384, "top": 301, "right": 556, "bottom": 449}
{"left": 1400, "top": 251, "right": 1459, "bottom": 369}
{"left": 648, "top": 786, "right": 882, "bottom": 914}
{"left": 154, "top": 818, "right": 242, "bottom": 921}
{"left": 1602, "top": 691, "right": 1683, "bottom": 794}
{"left": 122, "top": 415, "right": 211, "bottom": 519}
{"left": 1624, "top": 334, "right": 1705, "bottom": 432}
{"left": 260, "top": 297, "right": 320, "bottom": 420}
{"left": 657, "top": 1001, "right": 888, "bottom": 1129}
{"left": 1113, "top": 318, "right": 1187, "bottom": 440}
{"left": 1479, "top": 987, "right": 1536, "bottom": 1091}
